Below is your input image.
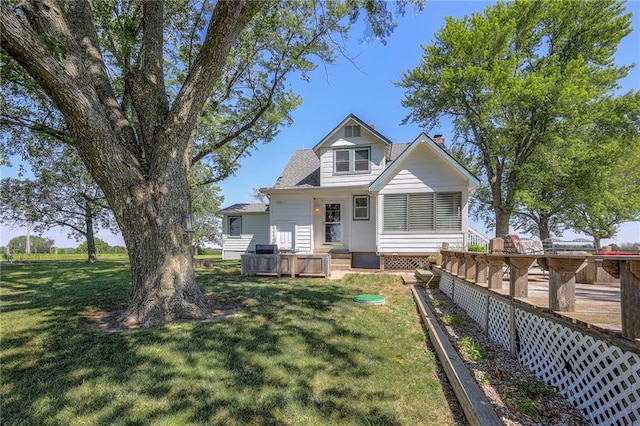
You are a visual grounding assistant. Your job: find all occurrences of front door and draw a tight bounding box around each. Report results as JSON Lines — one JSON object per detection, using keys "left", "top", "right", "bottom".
{"left": 324, "top": 202, "right": 342, "bottom": 244}
{"left": 276, "top": 222, "right": 295, "bottom": 251}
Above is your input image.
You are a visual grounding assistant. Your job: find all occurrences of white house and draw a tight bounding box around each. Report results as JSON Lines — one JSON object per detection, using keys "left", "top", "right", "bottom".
{"left": 219, "top": 114, "right": 484, "bottom": 269}
{"left": 218, "top": 203, "right": 270, "bottom": 260}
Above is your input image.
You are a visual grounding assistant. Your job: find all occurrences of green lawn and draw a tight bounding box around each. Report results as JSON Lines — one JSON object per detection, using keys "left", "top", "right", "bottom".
{"left": 1, "top": 260, "right": 459, "bottom": 425}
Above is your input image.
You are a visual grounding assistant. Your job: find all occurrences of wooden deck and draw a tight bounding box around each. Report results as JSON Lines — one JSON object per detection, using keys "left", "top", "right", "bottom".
{"left": 487, "top": 271, "right": 622, "bottom": 335}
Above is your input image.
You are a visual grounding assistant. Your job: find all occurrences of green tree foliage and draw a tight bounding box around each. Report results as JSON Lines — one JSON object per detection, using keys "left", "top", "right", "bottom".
{"left": 0, "top": 143, "right": 117, "bottom": 262}
{"left": 515, "top": 93, "right": 640, "bottom": 245}
{"left": 563, "top": 95, "right": 640, "bottom": 248}
{"left": 398, "top": 0, "right": 633, "bottom": 237}
{"left": 77, "top": 238, "right": 109, "bottom": 253}
{"left": 189, "top": 165, "right": 224, "bottom": 253}
{"left": 7, "top": 235, "right": 54, "bottom": 253}
{"left": 0, "top": 0, "right": 420, "bottom": 326}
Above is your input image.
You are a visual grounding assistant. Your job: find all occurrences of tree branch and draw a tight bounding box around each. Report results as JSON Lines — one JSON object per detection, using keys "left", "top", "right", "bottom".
{"left": 0, "top": 2, "right": 90, "bottom": 126}
{"left": 166, "top": 0, "right": 258, "bottom": 159}
{"left": 0, "top": 114, "right": 72, "bottom": 144}
{"left": 128, "top": 0, "right": 168, "bottom": 148}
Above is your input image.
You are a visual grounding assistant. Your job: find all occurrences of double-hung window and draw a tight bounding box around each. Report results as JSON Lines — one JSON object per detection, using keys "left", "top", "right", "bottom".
{"left": 383, "top": 192, "right": 461, "bottom": 232}
{"left": 228, "top": 216, "right": 242, "bottom": 237}
{"left": 353, "top": 195, "right": 370, "bottom": 220}
{"left": 334, "top": 147, "right": 370, "bottom": 174}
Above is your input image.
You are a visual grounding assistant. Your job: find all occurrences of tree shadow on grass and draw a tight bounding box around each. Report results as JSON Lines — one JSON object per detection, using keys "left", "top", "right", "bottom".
{"left": 2, "top": 262, "right": 443, "bottom": 425}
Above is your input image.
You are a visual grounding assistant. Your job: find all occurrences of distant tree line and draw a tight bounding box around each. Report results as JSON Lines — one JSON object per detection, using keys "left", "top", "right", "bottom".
{"left": 2, "top": 236, "right": 126, "bottom": 256}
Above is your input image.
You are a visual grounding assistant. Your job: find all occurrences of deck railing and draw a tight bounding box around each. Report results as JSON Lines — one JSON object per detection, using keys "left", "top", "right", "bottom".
{"left": 435, "top": 237, "right": 640, "bottom": 424}
{"left": 440, "top": 237, "right": 640, "bottom": 341}
{"left": 466, "top": 226, "right": 490, "bottom": 249}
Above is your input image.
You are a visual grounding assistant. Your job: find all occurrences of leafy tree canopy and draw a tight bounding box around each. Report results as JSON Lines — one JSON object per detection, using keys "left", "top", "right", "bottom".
{"left": 6, "top": 235, "right": 54, "bottom": 253}
{"left": 398, "top": 0, "right": 634, "bottom": 237}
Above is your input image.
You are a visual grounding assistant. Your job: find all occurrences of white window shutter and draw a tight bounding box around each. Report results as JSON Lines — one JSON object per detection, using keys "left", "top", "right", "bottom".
{"left": 383, "top": 195, "right": 407, "bottom": 231}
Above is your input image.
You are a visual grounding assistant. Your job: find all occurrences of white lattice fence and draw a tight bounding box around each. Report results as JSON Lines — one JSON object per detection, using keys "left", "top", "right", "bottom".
{"left": 487, "top": 297, "right": 511, "bottom": 352}
{"left": 452, "top": 279, "right": 487, "bottom": 330}
{"left": 439, "top": 270, "right": 640, "bottom": 424}
{"left": 516, "top": 309, "right": 640, "bottom": 425}
{"left": 439, "top": 274, "right": 454, "bottom": 298}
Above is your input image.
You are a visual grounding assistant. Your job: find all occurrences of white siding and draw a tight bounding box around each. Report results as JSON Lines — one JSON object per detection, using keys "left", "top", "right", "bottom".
{"left": 269, "top": 195, "right": 313, "bottom": 253}
{"left": 221, "top": 213, "right": 270, "bottom": 260}
{"left": 379, "top": 144, "right": 467, "bottom": 194}
{"left": 378, "top": 233, "right": 464, "bottom": 253}
{"left": 317, "top": 125, "right": 387, "bottom": 187}
{"left": 350, "top": 195, "right": 376, "bottom": 252}
{"left": 376, "top": 143, "right": 471, "bottom": 254}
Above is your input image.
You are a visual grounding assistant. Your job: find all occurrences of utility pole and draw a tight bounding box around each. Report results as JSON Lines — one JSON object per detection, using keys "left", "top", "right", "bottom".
{"left": 25, "top": 223, "right": 31, "bottom": 254}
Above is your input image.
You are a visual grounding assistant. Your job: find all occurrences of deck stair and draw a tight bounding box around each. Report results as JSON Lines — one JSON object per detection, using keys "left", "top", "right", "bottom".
{"left": 330, "top": 250, "right": 352, "bottom": 271}
{"left": 413, "top": 268, "right": 438, "bottom": 287}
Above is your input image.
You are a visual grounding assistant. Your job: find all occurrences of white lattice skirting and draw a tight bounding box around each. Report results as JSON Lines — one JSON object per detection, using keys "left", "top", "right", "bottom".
{"left": 439, "top": 272, "right": 640, "bottom": 425}
{"left": 383, "top": 255, "right": 429, "bottom": 270}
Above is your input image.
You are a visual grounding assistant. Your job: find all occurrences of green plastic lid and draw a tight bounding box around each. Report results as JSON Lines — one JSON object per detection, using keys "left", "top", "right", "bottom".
{"left": 353, "top": 294, "right": 385, "bottom": 305}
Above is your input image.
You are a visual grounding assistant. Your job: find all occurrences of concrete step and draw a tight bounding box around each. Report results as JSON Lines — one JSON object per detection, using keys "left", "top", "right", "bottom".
{"left": 331, "top": 264, "right": 351, "bottom": 271}
{"left": 331, "top": 253, "right": 352, "bottom": 260}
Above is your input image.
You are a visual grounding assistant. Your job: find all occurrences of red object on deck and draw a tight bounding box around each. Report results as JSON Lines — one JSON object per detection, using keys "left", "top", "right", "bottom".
{"left": 595, "top": 251, "right": 635, "bottom": 255}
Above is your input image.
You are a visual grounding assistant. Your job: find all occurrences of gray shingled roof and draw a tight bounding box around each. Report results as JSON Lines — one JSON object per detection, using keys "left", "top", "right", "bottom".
{"left": 218, "top": 203, "right": 269, "bottom": 214}
{"left": 272, "top": 144, "right": 411, "bottom": 189}
{"left": 389, "top": 143, "right": 410, "bottom": 163}
{"left": 273, "top": 150, "right": 320, "bottom": 188}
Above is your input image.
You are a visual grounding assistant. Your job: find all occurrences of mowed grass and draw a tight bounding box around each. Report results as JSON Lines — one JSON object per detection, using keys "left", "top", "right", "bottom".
{"left": 1, "top": 260, "right": 459, "bottom": 425}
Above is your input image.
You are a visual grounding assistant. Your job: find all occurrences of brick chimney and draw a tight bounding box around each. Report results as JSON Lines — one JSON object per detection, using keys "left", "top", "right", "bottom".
{"left": 433, "top": 134, "right": 445, "bottom": 149}
{"left": 369, "top": 124, "right": 375, "bottom": 130}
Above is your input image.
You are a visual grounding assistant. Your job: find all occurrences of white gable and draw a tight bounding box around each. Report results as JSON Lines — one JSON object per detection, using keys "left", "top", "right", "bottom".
{"left": 370, "top": 136, "right": 480, "bottom": 192}
{"left": 377, "top": 143, "right": 467, "bottom": 194}
{"left": 312, "top": 115, "right": 392, "bottom": 187}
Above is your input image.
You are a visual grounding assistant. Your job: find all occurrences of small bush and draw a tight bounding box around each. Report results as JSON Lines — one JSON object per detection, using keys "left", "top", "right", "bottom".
{"left": 459, "top": 336, "right": 485, "bottom": 361}
{"left": 441, "top": 313, "right": 464, "bottom": 326}
{"left": 467, "top": 244, "right": 487, "bottom": 253}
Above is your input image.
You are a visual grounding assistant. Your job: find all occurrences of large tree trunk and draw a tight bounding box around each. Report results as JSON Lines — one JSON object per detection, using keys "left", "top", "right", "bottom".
{"left": 114, "top": 155, "right": 211, "bottom": 327}
{"left": 537, "top": 216, "right": 551, "bottom": 241}
{"left": 494, "top": 211, "right": 510, "bottom": 237}
{"left": 593, "top": 237, "right": 602, "bottom": 251}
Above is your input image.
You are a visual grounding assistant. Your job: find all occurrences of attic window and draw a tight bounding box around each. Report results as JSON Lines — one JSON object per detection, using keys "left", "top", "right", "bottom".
{"left": 345, "top": 125, "right": 361, "bottom": 138}
{"left": 334, "top": 147, "right": 370, "bottom": 174}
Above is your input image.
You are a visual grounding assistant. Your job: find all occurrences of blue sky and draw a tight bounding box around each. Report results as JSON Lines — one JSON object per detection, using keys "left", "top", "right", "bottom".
{"left": 2, "top": 1, "right": 639, "bottom": 247}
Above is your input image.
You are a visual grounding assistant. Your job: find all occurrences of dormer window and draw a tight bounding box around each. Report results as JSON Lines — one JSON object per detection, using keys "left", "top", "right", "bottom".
{"left": 334, "top": 147, "right": 370, "bottom": 174}
{"left": 345, "top": 125, "right": 361, "bottom": 138}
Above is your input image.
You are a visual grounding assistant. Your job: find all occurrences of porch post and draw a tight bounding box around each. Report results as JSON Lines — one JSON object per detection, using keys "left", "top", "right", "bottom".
{"left": 474, "top": 254, "right": 488, "bottom": 285}
{"left": 464, "top": 253, "right": 477, "bottom": 282}
{"left": 620, "top": 260, "right": 640, "bottom": 341}
{"left": 508, "top": 256, "right": 536, "bottom": 298}
{"left": 547, "top": 257, "right": 586, "bottom": 312}
{"left": 487, "top": 238, "right": 505, "bottom": 290}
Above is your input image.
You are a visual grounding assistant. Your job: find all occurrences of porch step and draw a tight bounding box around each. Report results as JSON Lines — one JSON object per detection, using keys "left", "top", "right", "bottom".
{"left": 331, "top": 264, "right": 351, "bottom": 271}
{"left": 414, "top": 268, "right": 439, "bottom": 288}
{"left": 330, "top": 251, "right": 352, "bottom": 260}
{"left": 330, "top": 252, "right": 352, "bottom": 271}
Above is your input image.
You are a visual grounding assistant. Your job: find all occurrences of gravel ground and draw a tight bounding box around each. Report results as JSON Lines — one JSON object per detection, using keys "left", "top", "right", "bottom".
{"left": 416, "top": 286, "right": 590, "bottom": 426}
